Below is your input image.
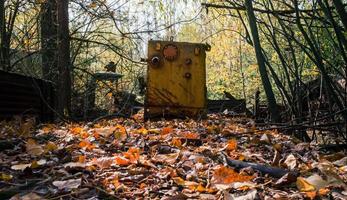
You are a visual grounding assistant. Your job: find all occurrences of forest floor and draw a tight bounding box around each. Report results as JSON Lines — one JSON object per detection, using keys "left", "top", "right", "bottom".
{"left": 0, "top": 114, "right": 347, "bottom": 200}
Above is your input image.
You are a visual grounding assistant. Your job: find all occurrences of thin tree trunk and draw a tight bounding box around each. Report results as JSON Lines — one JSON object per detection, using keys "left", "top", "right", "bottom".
{"left": 245, "top": 0, "right": 280, "bottom": 122}
{"left": 57, "top": 0, "right": 71, "bottom": 117}
{"left": 0, "top": 0, "right": 5, "bottom": 70}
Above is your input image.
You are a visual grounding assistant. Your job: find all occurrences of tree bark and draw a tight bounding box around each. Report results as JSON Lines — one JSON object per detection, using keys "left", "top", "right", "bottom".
{"left": 0, "top": 0, "right": 7, "bottom": 71}
{"left": 244, "top": 0, "right": 280, "bottom": 122}
{"left": 41, "top": 0, "right": 58, "bottom": 81}
{"left": 332, "top": 0, "right": 347, "bottom": 31}
{"left": 57, "top": 0, "right": 71, "bottom": 117}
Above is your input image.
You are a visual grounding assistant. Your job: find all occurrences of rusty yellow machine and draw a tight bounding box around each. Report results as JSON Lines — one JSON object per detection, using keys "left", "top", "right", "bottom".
{"left": 144, "top": 40, "right": 211, "bottom": 119}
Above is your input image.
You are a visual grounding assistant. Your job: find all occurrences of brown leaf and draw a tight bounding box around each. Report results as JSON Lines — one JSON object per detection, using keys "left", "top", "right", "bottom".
{"left": 26, "top": 139, "right": 43, "bottom": 156}
{"left": 53, "top": 178, "right": 81, "bottom": 190}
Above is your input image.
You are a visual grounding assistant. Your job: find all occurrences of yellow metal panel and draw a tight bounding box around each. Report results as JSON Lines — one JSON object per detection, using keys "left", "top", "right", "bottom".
{"left": 145, "top": 40, "right": 207, "bottom": 119}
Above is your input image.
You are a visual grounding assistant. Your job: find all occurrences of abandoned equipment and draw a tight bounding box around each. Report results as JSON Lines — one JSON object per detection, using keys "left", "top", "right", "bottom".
{"left": 144, "top": 40, "right": 210, "bottom": 119}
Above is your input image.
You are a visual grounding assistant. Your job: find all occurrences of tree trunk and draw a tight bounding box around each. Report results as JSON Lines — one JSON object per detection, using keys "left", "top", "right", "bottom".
{"left": 57, "top": 0, "right": 71, "bottom": 117}
{"left": 0, "top": 0, "right": 7, "bottom": 71}
{"left": 332, "top": 0, "right": 347, "bottom": 31}
{"left": 41, "top": 0, "right": 58, "bottom": 81}
{"left": 244, "top": 0, "right": 280, "bottom": 122}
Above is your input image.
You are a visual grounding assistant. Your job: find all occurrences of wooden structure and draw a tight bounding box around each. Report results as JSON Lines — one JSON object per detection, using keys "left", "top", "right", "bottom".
{"left": 84, "top": 72, "right": 123, "bottom": 117}
{"left": 144, "top": 40, "right": 210, "bottom": 119}
{"left": 0, "top": 70, "right": 55, "bottom": 121}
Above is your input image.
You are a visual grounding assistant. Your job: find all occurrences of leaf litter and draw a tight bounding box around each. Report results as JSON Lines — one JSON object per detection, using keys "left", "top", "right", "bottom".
{"left": 0, "top": 115, "right": 346, "bottom": 199}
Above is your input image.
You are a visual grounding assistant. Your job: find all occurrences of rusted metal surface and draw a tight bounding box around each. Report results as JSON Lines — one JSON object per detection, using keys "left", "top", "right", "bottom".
{"left": 145, "top": 40, "right": 210, "bottom": 119}
{"left": 0, "top": 70, "right": 55, "bottom": 121}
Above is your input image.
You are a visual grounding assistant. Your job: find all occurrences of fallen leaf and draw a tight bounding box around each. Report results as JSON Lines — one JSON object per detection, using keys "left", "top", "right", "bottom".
{"left": 296, "top": 177, "right": 315, "bottom": 192}
{"left": 305, "top": 174, "right": 329, "bottom": 190}
{"left": 114, "top": 125, "right": 127, "bottom": 141}
{"left": 225, "top": 189, "right": 258, "bottom": 200}
{"left": 0, "top": 172, "right": 13, "bottom": 181}
{"left": 260, "top": 133, "right": 271, "bottom": 144}
{"left": 137, "top": 127, "right": 148, "bottom": 135}
{"left": 152, "top": 153, "right": 179, "bottom": 165}
{"left": 181, "top": 132, "right": 199, "bottom": 139}
{"left": 44, "top": 141, "right": 58, "bottom": 152}
{"left": 9, "top": 192, "right": 44, "bottom": 200}
{"left": 114, "top": 156, "right": 131, "bottom": 166}
{"left": 64, "top": 162, "right": 86, "bottom": 168}
{"left": 78, "top": 140, "right": 95, "bottom": 150}
{"left": 91, "top": 157, "right": 114, "bottom": 169}
{"left": 304, "top": 191, "right": 317, "bottom": 200}
{"left": 212, "top": 166, "right": 253, "bottom": 187}
{"left": 318, "top": 188, "right": 330, "bottom": 196}
{"left": 226, "top": 139, "right": 237, "bottom": 151}
{"left": 70, "top": 127, "right": 83, "bottom": 135}
{"left": 53, "top": 178, "right": 81, "bottom": 190}
{"left": 78, "top": 155, "right": 86, "bottom": 163}
{"left": 172, "top": 137, "right": 182, "bottom": 148}
{"left": 275, "top": 172, "right": 298, "bottom": 187}
{"left": 284, "top": 154, "right": 297, "bottom": 170}
{"left": 11, "top": 164, "right": 31, "bottom": 171}
{"left": 161, "top": 127, "right": 173, "bottom": 135}
{"left": 26, "top": 139, "right": 44, "bottom": 156}
{"left": 123, "top": 147, "right": 140, "bottom": 163}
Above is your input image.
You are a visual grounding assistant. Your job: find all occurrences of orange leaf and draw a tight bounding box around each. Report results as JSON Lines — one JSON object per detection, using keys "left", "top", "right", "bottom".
{"left": 161, "top": 127, "right": 173, "bottom": 135}
{"left": 78, "top": 155, "right": 86, "bottom": 163}
{"left": 318, "top": 188, "right": 330, "bottom": 196}
{"left": 114, "top": 156, "right": 130, "bottom": 166}
{"left": 305, "top": 191, "right": 317, "bottom": 200}
{"left": 137, "top": 127, "right": 148, "bottom": 135}
{"left": 226, "top": 139, "right": 237, "bottom": 151}
{"left": 71, "top": 127, "right": 83, "bottom": 135}
{"left": 81, "top": 132, "right": 89, "bottom": 139}
{"left": 181, "top": 132, "right": 199, "bottom": 139}
{"left": 93, "top": 131, "right": 100, "bottom": 139}
{"left": 78, "top": 140, "right": 95, "bottom": 150}
{"left": 172, "top": 137, "right": 182, "bottom": 147}
{"left": 114, "top": 125, "right": 127, "bottom": 141}
{"left": 123, "top": 147, "right": 140, "bottom": 163}
{"left": 212, "top": 166, "right": 253, "bottom": 185}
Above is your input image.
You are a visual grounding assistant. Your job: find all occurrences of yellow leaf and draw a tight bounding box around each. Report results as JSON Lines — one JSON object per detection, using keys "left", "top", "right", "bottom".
{"left": 137, "top": 127, "right": 148, "bottom": 135}
{"left": 0, "top": 172, "right": 13, "bottom": 181}
{"left": 296, "top": 177, "right": 315, "bottom": 192}
{"left": 89, "top": 2, "right": 97, "bottom": 8}
{"left": 31, "top": 160, "right": 39, "bottom": 169}
{"left": 44, "top": 141, "right": 58, "bottom": 152}
{"left": 173, "top": 177, "right": 186, "bottom": 186}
